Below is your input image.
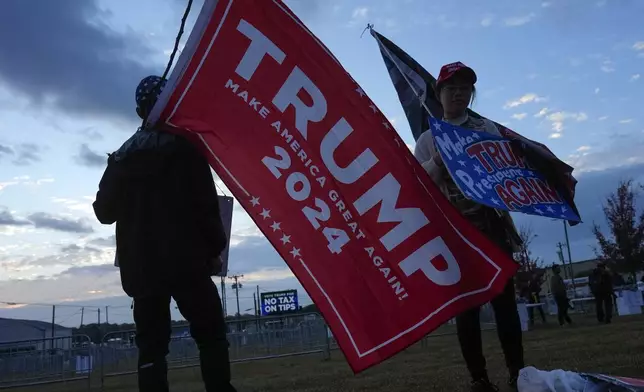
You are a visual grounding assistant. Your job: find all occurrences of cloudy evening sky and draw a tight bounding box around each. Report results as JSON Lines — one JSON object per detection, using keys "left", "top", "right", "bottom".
{"left": 1, "top": 0, "right": 643, "bottom": 326}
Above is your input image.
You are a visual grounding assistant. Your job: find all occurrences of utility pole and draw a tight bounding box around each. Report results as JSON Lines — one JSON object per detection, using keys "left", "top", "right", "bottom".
{"left": 563, "top": 221, "right": 572, "bottom": 262}
{"left": 220, "top": 276, "right": 227, "bottom": 316}
{"left": 253, "top": 292, "right": 258, "bottom": 331}
{"left": 80, "top": 307, "right": 84, "bottom": 328}
{"left": 557, "top": 241, "right": 577, "bottom": 299}
{"left": 255, "top": 285, "right": 261, "bottom": 331}
{"left": 229, "top": 274, "right": 244, "bottom": 333}
{"left": 51, "top": 305, "right": 56, "bottom": 339}
{"left": 562, "top": 221, "right": 577, "bottom": 297}
{"left": 105, "top": 306, "right": 109, "bottom": 325}
{"left": 556, "top": 243, "right": 568, "bottom": 277}
{"left": 253, "top": 292, "right": 257, "bottom": 316}
{"left": 229, "top": 274, "right": 244, "bottom": 318}
{"left": 256, "top": 285, "right": 261, "bottom": 315}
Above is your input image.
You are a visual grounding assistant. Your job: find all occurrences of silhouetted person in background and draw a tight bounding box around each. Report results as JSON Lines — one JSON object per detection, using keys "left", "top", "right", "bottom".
{"left": 93, "top": 75, "right": 236, "bottom": 392}
{"left": 550, "top": 265, "right": 572, "bottom": 326}
{"left": 590, "top": 263, "right": 614, "bottom": 324}
{"left": 528, "top": 273, "right": 546, "bottom": 326}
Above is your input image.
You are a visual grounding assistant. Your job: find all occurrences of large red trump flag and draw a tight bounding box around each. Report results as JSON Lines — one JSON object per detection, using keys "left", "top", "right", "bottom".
{"left": 148, "top": 0, "right": 518, "bottom": 372}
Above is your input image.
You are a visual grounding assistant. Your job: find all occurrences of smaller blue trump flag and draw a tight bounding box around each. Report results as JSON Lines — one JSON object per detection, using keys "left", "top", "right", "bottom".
{"left": 429, "top": 118, "right": 581, "bottom": 222}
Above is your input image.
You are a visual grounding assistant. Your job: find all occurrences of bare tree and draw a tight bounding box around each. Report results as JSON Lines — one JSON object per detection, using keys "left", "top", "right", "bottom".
{"left": 515, "top": 224, "right": 543, "bottom": 272}
{"left": 592, "top": 179, "right": 644, "bottom": 281}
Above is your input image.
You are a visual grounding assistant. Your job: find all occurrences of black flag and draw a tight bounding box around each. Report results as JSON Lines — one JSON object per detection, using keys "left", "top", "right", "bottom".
{"left": 370, "top": 29, "right": 442, "bottom": 141}
{"left": 371, "top": 28, "right": 581, "bottom": 224}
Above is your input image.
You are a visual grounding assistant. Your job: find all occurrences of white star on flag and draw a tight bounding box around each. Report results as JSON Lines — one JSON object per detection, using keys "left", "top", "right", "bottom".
{"left": 250, "top": 196, "right": 260, "bottom": 206}
{"left": 472, "top": 132, "right": 481, "bottom": 140}
{"left": 465, "top": 191, "right": 474, "bottom": 198}
{"left": 382, "top": 121, "right": 390, "bottom": 130}
{"left": 490, "top": 198, "right": 501, "bottom": 206}
{"left": 280, "top": 234, "right": 291, "bottom": 245}
{"left": 369, "top": 103, "right": 378, "bottom": 113}
{"left": 270, "top": 221, "right": 281, "bottom": 232}
{"left": 561, "top": 206, "right": 568, "bottom": 213}
{"left": 431, "top": 121, "right": 442, "bottom": 132}
{"left": 290, "top": 247, "right": 301, "bottom": 258}
{"left": 474, "top": 165, "right": 484, "bottom": 175}
{"left": 260, "top": 208, "right": 271, "bottom": 219}
{"left": 355, "top": 87, "right": 365, "bottom": 97}
{"left": 546, "top": 206, "right": 555, "bottom": 214}
{"left": 458, "top": 160, "right": 466, "bottom": 167}
{"left": 534, "top": 208, "right": 544, "bottom": 215}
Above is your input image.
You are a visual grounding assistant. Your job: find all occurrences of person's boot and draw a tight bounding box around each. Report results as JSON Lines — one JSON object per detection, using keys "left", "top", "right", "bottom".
{"left": 138, "top": 359, "right": 169, "bottom": 392}
{"left": 507, "top": 375, "right": 519, "bottom": 391}
{"left": 470, "top": 378, "right": 500, "bottom": 392}
{"left": 507, "top": 367, "right": 522, "bottom": 391}
{"left": 199, "top": 339, "right": 237, "bottom": 392}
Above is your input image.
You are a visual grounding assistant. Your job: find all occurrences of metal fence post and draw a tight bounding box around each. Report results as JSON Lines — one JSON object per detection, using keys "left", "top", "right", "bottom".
{"left": 323, "top": 322, "right": 331, "bottom": 361}
{"left": 99, "top": 335, "right": 104, "bottom": 391}
{"left": 87, "top": 348, "right": 92, "bottom": 392}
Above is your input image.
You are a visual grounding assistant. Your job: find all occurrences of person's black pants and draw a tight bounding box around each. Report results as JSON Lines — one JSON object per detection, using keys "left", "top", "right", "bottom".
{"left": 133, "top": 275, "right": 236, "bottom": 392}
{"left": 595, "top": 293, "right": 613, "bottom": 323}
{"left": 554, "top": 295, "right": 572, "bottom": 326}
{"left": 528, "top": 294, "right": 546, "bottom": 324}
{"left": 456, "top": 280, "right": 525, "bottom": 381}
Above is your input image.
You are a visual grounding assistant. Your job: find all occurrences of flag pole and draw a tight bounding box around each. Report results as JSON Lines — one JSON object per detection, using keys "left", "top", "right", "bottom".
{"left": 369, "top": 26, "right": 436, "bottom": 120}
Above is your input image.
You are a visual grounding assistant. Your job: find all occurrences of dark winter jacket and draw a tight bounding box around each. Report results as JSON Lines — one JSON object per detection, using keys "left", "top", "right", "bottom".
{"left": 93, "top": 129, "right": 227, "bottom": 298}
{"left": 550, "top": 274, "right": 567, "bottom": 298}
{"left": 589, "top": 268, "right": 614, "bottom": 297}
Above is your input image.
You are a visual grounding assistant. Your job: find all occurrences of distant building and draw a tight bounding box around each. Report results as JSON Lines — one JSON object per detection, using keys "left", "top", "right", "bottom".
{"left": 0, "top": 318, "right": 72, "bottom": 351}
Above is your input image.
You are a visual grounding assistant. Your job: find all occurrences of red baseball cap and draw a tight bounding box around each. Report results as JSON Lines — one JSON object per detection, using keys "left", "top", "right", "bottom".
{"left": 436, "top": 61, "right": 477, "bottom": 87}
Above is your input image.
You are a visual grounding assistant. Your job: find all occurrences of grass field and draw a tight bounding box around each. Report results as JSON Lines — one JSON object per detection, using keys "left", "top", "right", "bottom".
{"left": 11, "top": 314, "right": 644, "bottom": 392}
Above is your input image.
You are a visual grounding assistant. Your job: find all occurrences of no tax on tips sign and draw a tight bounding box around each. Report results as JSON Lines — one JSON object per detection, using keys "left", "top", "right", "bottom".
{"left": 261, "top": 290, "right": 299, "bottom": 316}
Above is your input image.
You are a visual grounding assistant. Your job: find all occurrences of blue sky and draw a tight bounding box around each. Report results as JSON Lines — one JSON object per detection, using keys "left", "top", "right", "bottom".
{"left": 1, "top": 0, "right": 643, "bottom": 326}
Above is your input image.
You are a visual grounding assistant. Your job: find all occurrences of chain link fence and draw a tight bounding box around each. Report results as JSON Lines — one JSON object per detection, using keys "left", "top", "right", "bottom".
{"left": 0, "top": 334, "right": 94, "bottom": 389}
{"left": 0, "top": 309, "right": 497, "bottom": 390}
{"left": 99, "top": 312, "right": 330, "bottom": 385}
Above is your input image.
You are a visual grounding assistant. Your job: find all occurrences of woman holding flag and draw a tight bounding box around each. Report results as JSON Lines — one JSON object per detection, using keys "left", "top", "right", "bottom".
{"left": 414, "top": 62, "right": 525, "bottom": 392}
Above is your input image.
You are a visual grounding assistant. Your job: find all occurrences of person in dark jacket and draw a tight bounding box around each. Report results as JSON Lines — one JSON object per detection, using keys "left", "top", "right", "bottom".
{"left": 93, "top": 75, "right": 236, "bottom": 392}
{"left": 590, "top": 263, "right": 614, "bottom": 324}
{"left": 550, "top": 265, "right": 572, "bottom": 326}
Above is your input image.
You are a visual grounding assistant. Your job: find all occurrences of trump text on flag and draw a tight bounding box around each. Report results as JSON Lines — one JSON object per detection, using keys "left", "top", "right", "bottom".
{"left": 149, "top": 0, "right": 519, "bottom": 372}
{"left": 429, "top": 118, "right": 580, "bottom": 221}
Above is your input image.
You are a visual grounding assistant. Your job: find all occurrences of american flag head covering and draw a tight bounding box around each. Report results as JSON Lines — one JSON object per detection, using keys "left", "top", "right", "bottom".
{"left": 135, "top": 75, "right": 166, "bottom": 111}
